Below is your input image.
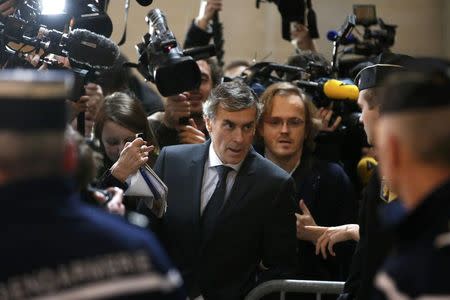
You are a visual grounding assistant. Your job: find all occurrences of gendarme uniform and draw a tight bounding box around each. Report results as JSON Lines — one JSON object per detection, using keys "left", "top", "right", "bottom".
{"left": 373, "top": 58, "right": 450, "bottom": 300}
{"left": 0, "top": 70, "right": 185, "bottom": 300}
{"left": 338, "top": 53, "right": 411, "bottom": 300}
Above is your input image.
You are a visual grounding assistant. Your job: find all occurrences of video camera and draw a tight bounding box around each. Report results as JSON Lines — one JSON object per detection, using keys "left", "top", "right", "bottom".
{"left": 0, "top": 0, "right": 118, "bottom": 70}
{"left": 327, "top": 4, "right": 397, "bottom": 77}
{"left": 133, "top": 8, "right": 206, "bottom": 97}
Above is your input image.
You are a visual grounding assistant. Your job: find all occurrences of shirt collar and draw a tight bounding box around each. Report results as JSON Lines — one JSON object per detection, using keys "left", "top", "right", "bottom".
{"left": 289, "top": 159, "right": 301, "bottom": 175}
{"left": 208, "top": 143, "right": 243, "bottom": 172}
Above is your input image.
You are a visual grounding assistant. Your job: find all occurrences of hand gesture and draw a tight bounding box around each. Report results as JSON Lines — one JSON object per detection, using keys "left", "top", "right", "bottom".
{"left": 295, "top": 199, "right": 318, "bottom": 241}
{"left": 317, "top": 106, "right": 342, "bottom": 132}
{"left": 178, "top": 118, "right": 206, "bottom": 144}
{"left": 110, "top": 138, "right": 154, "bottom": 182}
{"left": 313, "top": 224, "right": 359, "bottom": 259}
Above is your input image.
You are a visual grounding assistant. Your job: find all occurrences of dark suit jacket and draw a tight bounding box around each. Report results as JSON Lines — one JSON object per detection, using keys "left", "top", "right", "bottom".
{"left": 139, "top": 141, "right": 297, "bottom": 300}
{"left": 293, "top": 156, "right": 357, "bottom": 283}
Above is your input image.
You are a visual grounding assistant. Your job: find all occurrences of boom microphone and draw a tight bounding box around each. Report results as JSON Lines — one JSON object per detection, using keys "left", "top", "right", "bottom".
{"left": 295, "top": 79, "right": 359, "bottom": 101}
{"left": 323, "top": 79, "right": 359, "bottom": 101}
{"left": 44, "top": 28, "right": 120, "bottom": 69}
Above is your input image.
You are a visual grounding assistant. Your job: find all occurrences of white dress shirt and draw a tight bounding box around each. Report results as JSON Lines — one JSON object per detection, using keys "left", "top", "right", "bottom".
{"left": 200, "top": 144, "right": 243, "bottom": 214}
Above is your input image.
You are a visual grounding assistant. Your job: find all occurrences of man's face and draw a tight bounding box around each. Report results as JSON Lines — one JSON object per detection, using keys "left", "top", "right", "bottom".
{"left": 259, "top": 94, "right": 306, "bottom": 161}
{"left": 101, "top": 120, "right": 136, "bottom": 162}
{"left": 358, "top": 89, "right": 380, "bottom": 146}
{"left": 188, "top": 60, "right": 213, "bottom": 114}
{"left": 205, "top": 105, "right": 257, "bottom": 165}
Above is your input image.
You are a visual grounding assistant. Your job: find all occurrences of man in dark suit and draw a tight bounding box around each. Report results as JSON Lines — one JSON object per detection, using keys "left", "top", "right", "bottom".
{"left": 139, "top": 81, "right": 297, "bottom": 300}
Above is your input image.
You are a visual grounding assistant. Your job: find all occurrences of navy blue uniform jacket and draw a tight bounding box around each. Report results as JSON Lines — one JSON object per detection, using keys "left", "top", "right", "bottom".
{"left": 373, "top": 179, "right": 450, "bottom": 299}
{"left": 0, "top": 177, "right": 185, "bottom": 300}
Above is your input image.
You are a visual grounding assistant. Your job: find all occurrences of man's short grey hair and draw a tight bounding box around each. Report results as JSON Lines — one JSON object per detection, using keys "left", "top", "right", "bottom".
{"left": 203, "top": 81, "right": 262, "bottom": 120}
{"left": 0, "top": 131, "right": 65, "bottom": 181}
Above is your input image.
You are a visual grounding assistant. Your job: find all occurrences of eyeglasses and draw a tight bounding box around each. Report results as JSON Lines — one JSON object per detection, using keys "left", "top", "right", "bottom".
{"left": 264, "top": 117, "right": 305, "bottom": 128}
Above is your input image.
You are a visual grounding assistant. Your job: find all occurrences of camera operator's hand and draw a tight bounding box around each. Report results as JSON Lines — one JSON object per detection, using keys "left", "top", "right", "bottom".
{"left": 67, "top": 96, "right": 90, "bottom": 123}
{"left": 0, "top": 0, "right": 16, "bottom": 16}
{"left": 94, "top": 186, "right": 126, "bottom": 216}
{"left": 290, "top": 23, "right": 317, "bottom": 52}
{"left": 317, "top": 106, "right": 342, "bottom": 132}
{"left": 195, "top": 0, "right": 222, "bottom": 31}
{"left": 84, "top": 83, "right": 104, "bottom": 136}
{"left": 110, "top": 138, "right": 154, "bottom": 183}
{"left": 178, "top": 118, "right": 206, "bottom": 144}
{"left": 163, "top": 93, "right": 191, "bottom": 129}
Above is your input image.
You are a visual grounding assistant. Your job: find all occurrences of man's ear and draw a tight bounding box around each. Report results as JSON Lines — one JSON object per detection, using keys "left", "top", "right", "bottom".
{"left": 0, "top": 170, "right": 8, "bottom": 185}
{"left": 63, "top": 140, "right": 77, "bottom": 174}
{"left": 204, "top": 116, "right": 212, "bottom": 133}
{"left": 380, "top": 130, "right": 402, "bottom": 188}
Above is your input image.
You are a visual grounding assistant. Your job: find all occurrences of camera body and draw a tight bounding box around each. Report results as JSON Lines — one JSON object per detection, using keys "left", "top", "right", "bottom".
{"left": 135, "top": 8, "right": 201, "bottom": 97}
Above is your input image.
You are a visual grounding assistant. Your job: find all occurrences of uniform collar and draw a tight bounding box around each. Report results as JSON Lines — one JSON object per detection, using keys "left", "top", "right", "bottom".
{"left": 380, "top": 178, "right": 450, "bottom": 241}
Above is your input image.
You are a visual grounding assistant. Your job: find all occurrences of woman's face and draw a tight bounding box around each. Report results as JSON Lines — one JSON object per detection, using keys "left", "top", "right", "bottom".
{"left": 101, "top": 120, "right": 136, "bottom": 162}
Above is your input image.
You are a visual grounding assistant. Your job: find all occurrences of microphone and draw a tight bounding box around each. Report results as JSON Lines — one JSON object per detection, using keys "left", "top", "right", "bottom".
{"left": 135, "top": 0, "right": 153, "bottom": 6}
{"left": 327, "top": 30, "right": 357, "bottom": 45}
{"left": 323, "top": 79, "right": 359, "bottom": 101}
{"left": 296, "top": 79, "right": 359, "bottom": 101}
{"left": 357, "top": 156, "right": 378, "bottom": 186}
{"left": 44, "top": 28, "right": 120, "bottom": 70}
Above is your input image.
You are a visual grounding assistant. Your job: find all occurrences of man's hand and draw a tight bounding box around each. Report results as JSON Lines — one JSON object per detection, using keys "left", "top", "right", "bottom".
{"left": 178, "top": 118, "right": 206, "bottom": 144}
{"left": 93, "top": 187, "right": 125, "bottom": 216}
{"left": 290, "top": 23, "right": 317, "bottom": 52}
{"left": 196, "top": 0, "right": 222, "bottom": 31}
{"left": 295, "top": 199, "right": 319, "bottom": 241}
{"left": 67, "top": 96, "right": 89, "bottom": 122}
{"left": 317, "top": 106, "right": 342, "bottom": 132}
{"left": 163, "top": 93, "right": 191, "bottom": 129}
{"left": 84, "top": 83, "right": 104, "bottom": 136}
{"left": 110, "top": 138, "right": 154, "bottom": 182}
{"left": 313, "top": 224, "right": 360, "bottom": 259}
{"left": 0, "top": 0, "right": 15, "bottom": 16}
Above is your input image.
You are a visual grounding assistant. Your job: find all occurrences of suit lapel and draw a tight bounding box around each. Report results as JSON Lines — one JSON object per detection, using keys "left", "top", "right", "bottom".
{"left": 190, "top": 141, "right": 210, "bottom": 244}
{"left": 221, "top": 147, "right": 257, "bottom": 216}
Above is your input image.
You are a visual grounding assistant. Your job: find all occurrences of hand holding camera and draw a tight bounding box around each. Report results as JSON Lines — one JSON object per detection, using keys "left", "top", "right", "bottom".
{"left": 91, "top": 186, "right": 126, "bottom": 216}
{"left": 196, "top": 0, "right": 222, "bottom": 31}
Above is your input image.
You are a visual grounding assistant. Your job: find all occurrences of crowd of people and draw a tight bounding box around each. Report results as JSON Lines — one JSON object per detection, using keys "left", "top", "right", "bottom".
{"left": 0, "top": 1, "right": 449, "bottom": 300}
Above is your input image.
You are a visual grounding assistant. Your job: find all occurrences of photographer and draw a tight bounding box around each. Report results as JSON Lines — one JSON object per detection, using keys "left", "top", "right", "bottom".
{"left": 148, "top": 58, "right": 222, "bottom": 148}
